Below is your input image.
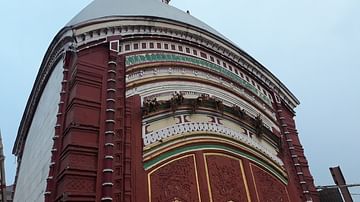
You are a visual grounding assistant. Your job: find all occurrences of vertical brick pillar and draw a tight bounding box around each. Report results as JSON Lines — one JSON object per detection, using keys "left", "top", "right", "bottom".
{"left": 45, "top": 47, "right": 74, "bottom": 202}
{"left": 100, "top": 46, "right": 119, "bottom": 201}
{"left": 46, "top": 44, "right": 109, "bottom": 201}
{"left": 274, "top": 96, "right": 319, "bottom": 202}
{"left": 127, "top": 95, "right": 148, "bottom": 202}
{"left": 44, "top": 39, "right": 147, "bottom": 201}
{"left": 112, "top": 43, "right": 126, "bottom": 202}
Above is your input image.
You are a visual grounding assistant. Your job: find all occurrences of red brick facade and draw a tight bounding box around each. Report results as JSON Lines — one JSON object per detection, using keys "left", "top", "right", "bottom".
{"left": 13, "top": 4, "right": 319, "bottom": 200}
{"left": 38, "top": 40, "right": 319, "bottom": 201}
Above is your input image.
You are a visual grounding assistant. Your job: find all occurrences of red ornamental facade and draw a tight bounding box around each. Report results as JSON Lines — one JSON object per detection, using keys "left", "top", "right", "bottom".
{"left": 13, "top": 0, "right": 319, "bottom": 201}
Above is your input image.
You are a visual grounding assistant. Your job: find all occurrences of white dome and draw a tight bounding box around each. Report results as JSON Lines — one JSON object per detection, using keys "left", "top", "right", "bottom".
{"left": 67, "top": 0, "right": 225, "bottom": 39}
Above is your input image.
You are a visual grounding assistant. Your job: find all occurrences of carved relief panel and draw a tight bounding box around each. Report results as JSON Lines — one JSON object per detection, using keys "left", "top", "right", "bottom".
{"left": 148, "top": 155, "right": 201, "bottom": 202}
{"left": 204, "top": 153, "right": 250, "bottom": 202}
{"left": 251, "top": 164, "right": 290, "bottom": 202}
{"left": 147, "top": 151, "right": 293, "bottom": 202}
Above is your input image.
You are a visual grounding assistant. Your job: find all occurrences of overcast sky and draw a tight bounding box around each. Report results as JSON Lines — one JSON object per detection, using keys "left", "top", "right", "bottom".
{"left": 1, "top": 0, "right": 359, "bottom": 199}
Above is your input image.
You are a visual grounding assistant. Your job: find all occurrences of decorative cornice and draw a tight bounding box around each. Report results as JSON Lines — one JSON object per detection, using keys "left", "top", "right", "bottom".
{"left": 125, "top": 52, "right": 272, "bottom": 105}
{"left": 69, "top": 17, "right": 299, "bottom": 108}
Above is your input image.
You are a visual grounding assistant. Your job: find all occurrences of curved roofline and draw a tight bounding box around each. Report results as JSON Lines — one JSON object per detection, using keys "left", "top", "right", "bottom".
{"left": 68, "top": 15, "right": 300, "bottom": 106}
{"left": 66, "top": 0, "right": 299, "bottom": 105}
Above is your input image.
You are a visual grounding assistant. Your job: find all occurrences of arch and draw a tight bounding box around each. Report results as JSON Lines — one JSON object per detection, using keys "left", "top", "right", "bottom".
{"left": 144, "top": 140, "right": 288, "bottom": 184}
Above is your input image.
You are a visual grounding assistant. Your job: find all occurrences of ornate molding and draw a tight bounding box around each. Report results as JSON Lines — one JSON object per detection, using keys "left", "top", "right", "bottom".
{"left": 71, "top": 18, "right": 299, "bottom": 108}
{"left": 125, "top": 65, "right": 276, "bottom": 121}
{"left": 127, "top": 81, "right": 279, "bottom": 132}
{"left": 143, "top": 121, "right": 283, "bottom": 166}
{"left": 125, "top": 52, "right": 272, "bottom": 105}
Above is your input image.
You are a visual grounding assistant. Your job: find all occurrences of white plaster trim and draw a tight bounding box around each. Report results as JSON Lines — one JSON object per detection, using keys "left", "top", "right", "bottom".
{"left": 143, "top": 121, "right": 283, "bottom": 166}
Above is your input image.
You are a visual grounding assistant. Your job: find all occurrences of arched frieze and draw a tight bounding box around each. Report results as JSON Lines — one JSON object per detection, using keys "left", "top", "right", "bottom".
{"left": 142, "top": 112, "right": 283, "bottom": 167}
{"left": 126, "top": 81, "right": 279, "bottom": 132}
{"left": 125, "top": 64, "right": 275, "bottom": 120}
{"left": 124, "top": 52, "right": 272, "bottom": 106}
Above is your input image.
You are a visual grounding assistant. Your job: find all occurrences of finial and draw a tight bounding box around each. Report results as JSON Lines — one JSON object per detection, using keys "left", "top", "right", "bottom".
{"left": 161, "top": 0, "right": 171, "bottom": 4}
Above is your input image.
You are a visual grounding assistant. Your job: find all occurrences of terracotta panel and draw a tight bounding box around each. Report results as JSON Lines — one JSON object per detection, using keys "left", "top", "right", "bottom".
{"left": 57, "top": 175, "right": 96, "bottom": 195}
{"left": 149, "top": 155, "right": 200, "bottom": 202}
{"left": 205, "top": 154, "right": 250, "bottom": 202}
{"left": 251, "top": 164, "right": 290, "bottom": 202}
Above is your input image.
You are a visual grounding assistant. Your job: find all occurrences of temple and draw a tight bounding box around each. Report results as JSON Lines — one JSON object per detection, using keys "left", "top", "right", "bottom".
{"left": 12, "top": 0, "right": 319, "bottom": 201}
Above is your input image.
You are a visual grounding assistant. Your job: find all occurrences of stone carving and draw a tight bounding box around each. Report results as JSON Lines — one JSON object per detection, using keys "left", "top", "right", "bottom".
{"left": 142, "top": 98, "right": 160, "bottom": 115}
{"left": 191, "top": 94, "right": 209, "bottom": 113}
{"left": 171, "top": 197, "right": 184, "bottom": 202}
{"left": 215, "top": 99, "right": 224, "bottom": 113}
{"left": 141, "top": 95, "right": 274, "bottom": 137}
{"left": 252, "top": 165, "right": 290, "bottom": 202}
{"left": 206, "top": 155, "right": 248, "bottom": 202}
{"left": 170, "top": 92, "right": 184, "bottom": 112}
{"left": 232, "top": 105, "right": 246, "bottom": 119}
{"left": 254, "top": 114, "right": 263, "bottom": 136}
{"left": 150, "top": 156, "right": 198, "bottom": 202}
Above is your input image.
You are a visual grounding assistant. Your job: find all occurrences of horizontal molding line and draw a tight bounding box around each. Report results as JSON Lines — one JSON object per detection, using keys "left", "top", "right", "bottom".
{"left": 125, "top": 52, "right": 271, "bottom": 105}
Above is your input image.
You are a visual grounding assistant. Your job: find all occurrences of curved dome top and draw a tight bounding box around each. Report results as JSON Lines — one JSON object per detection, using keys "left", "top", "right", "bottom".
{"left": 67, "top": 0, "right": 226, "bottom": 39}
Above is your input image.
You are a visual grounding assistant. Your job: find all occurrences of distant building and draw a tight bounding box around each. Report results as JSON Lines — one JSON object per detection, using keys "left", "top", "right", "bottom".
{"left": 5, "top": 185, "right": 13, "bottom": 202}
{"left": 0, "top": 131, "right": 15, "bottom": 202}
{"left": 0, "top": 132, "right": 8, "bottom": 202}
{"left": 12, "top": 0, "right": 319, "bottom": 201}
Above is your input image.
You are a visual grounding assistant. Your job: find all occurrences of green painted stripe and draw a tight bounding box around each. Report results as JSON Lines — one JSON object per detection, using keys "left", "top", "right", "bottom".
{"left": 143, "top": 144, "right": 287, "bottom": 184}
{"left": 144, "top": 132, "right": 259, "bottom": 159}
{"left": 126, "top": 53, "right": 271, "bottom": 104}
